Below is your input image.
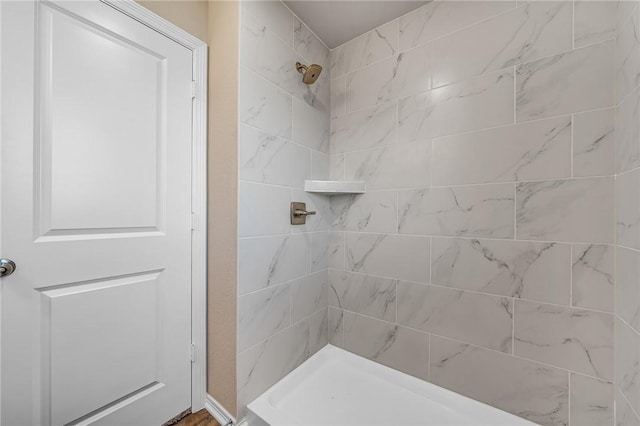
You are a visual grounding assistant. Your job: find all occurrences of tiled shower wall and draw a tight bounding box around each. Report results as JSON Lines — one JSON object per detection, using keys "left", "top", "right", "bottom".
{"left": 328, "top": 2, "right": 617, "bottom": 425}
{"left": 235, "top": 1, "right": 331, "bottom": 416}
{"left": 616, "top": 1, "right": 640, "bottom": 425}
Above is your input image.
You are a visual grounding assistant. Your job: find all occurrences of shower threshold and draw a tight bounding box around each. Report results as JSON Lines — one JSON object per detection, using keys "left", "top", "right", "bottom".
{"left": 246, "top": 345, "right": 535, "bottom": 426}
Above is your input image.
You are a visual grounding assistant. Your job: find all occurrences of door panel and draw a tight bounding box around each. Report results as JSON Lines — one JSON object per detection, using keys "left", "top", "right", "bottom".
{"left": 39, "top": 3, "right": 166, "bottom": 236}
{"left": 45, "top": 271, "right": 160, "bottom": 425}
{"left": 1, "top": 1, "right": 194, "bottom": 425}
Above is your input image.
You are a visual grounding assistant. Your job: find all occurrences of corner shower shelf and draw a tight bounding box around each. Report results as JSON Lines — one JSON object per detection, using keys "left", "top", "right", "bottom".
{"left": 304, "top": 180, "right": 366, "bottom": 195}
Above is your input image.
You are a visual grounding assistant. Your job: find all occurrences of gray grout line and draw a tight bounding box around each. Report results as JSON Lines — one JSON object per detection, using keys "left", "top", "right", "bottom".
{"left": 239, "top": 175, "right": 617, "bottom": 196}
{"left": 331, "top": 308, "right": 613, "bottom": 383}
{"left": 325, "top": 266, "right": 615, "bottom": 316}
{"left": 323, "top": 230, "right": 614, "bottom": 247}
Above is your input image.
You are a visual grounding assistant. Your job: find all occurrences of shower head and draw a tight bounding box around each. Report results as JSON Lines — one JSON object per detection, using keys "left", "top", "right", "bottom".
{"left": 295, "top": 62, "right": 322, "bottom": 85}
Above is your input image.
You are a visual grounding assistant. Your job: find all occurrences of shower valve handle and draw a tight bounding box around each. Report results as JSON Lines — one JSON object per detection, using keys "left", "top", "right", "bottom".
{"left": 294, "top": 209, "right": 316, "bottom": 217}
{"left": 290, "top": 202, "right": 316, "bottom": 225}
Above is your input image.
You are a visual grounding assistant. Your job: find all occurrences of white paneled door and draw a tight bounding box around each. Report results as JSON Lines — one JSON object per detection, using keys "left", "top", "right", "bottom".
{"left": 1, "top": 1, "right": 194, "bottom": 425}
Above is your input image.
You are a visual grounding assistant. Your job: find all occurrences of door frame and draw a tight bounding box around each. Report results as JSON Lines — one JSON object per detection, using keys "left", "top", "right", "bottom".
{"left": 0, "top": 0, "right": 209, "bottom": 415}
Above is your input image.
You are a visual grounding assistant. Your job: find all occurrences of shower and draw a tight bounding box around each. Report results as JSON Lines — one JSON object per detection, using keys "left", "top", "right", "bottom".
{"left": 295, "top": 61, "right": 322, "bottom": 84}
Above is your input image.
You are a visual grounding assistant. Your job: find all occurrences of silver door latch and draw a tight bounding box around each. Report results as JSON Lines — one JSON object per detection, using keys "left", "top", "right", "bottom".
{"left": 0, "top": 259, "right": 16, "bottom": 277}
{"left": 290, "top": 202, "right": 316, "bottom": 225}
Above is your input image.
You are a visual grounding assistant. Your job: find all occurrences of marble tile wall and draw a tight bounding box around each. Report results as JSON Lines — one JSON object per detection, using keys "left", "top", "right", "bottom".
{"left": 329, "top": 2, "right": 617, "bottom": 425}
{"left": 617, "top": 2, "right": 640, "bottom": 425}
{"left": 237, "top": 1, "right": 330, "bottom": 416}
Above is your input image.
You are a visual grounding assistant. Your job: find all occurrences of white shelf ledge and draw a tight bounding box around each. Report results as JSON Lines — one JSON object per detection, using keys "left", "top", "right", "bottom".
{"left": 304, "top": 180, "right": 366, "bottom": 195}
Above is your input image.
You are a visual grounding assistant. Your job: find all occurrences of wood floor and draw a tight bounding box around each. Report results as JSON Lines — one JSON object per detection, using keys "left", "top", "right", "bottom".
{"left": 174, "top": 409, "right": 221, "bottom": 426}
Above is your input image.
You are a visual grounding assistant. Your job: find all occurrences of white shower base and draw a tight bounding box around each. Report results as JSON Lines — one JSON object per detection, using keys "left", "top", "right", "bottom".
{"left": 246, "top": 345, "right": 534, "bottom": 426}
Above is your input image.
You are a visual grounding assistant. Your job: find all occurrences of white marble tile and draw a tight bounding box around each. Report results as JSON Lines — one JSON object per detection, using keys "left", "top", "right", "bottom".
{"left": 310, "top": 231, "right": 329, "bottom": 272}
{"left": 343, "top": 312, "right": 429, "bottom": 380}
{"left": 432, "top": 238, "right": 570, "bottom": 305}
{"left": 329, "top": 231, "right": 345, "bottom": 270}
{"left": 239, "top": 67, "right": 292, "bottom": 139}
{"left": 430, "top": 335, "right": 569, "bottom": 426}
{"left": 514, "top": 300, "right": 614, "bottom": 380}
{"left": 345, "top": 44, "right": 431, "bottom": 113}
{"left": 617, "top": 169, "right": 640, "bottom": 250}
{"left": 617, "top": 6, "right": 640, "bottom": 103}
{"left": 617, "top": 246, "right": 640, "bottom": 333}
{"left": 431, "top": 117, "right": 571, "bottom": 186}
{"left": 570, "top": 373, "right": 614, "bottom": 426}
{"left": 573, "top": 108, "right": 615, "bottom": 177}
{"left": 398, "top": 69, "right": 514, "bottom": 143}
{"left": 330, "top": 102, "right": 397, "bottom": 154}
{"left": 239, "top": 124, "right": 310, "bottom": 188}
{"left": 239, "top": 234, "right": 310, "bottom": 294}
{"left": 241, "top": 13, "right": 303, "bottom": 96}
{"left": 345, "top": 233, "right": 430, "bottom": 283}
{"left": 572, "top": 244, "right": 614, "bottom": 313}
{"left": 344, "top": 142, "right": 431, "bottom": 190}
{"left": 328, "top": 306, "right": 344, "bottom": 347}
{"left": 516, "top": 41, "right": 615, "bottom": 122}
{"left": 330, "top": 191, "right": 397, "bottom": 234}
{"left": 328, "top": 270, "right": 396, "bottom": 322}
{"left": 616, "top": 316, "right": 640, "bottom": 415}
{"left": 237, "top": 319, "right": 309, "bottom": 413}
{"left": 292, "top": 97, "right": 330, "bottom": 154}
{"left": 308, "top": 308, "right": 328, "bottom": 355}
{"left": 617, "top": 387, "right": 640, "bottom": 426}
{"left": 619, "top": 1, "right": 640, "bottom": 33}
{"left": 330, "top": 76, "right": 346, "bottom": 119}
{"left": 398, "top": 282, "right": 513, "bottom": 352}
{"left": 241, "top": 12, "right": 327, "bottom": 109}
{"left": 293, "top": 18, "right": 328, "bottom": 67}
{"left": 574, "top": 1, "right": 617, "bottom": 48}
{"left": 329, "top": 154, "right": 345, "bottom": 181}
{"left": 398, "top": 184, "right": 515, "bottom": 239}
{"left": 617, "top": 86, "right": 640, "bottom": 174}
{"left": 516, "top": 177, "right": 614, "bottom": 243}
{"left": 290, "top": 190, "right": 331, "bottom": 234}
{"left": 238, "top": 284, "right": 291, "bottom": 352}
{"left": 241, "top": 0, "right": 294, "bottom": 47}
{"left": 310, "top": 73, "right": 331, "bottom": 112}
{"left": 330, "top": 20, "right": 398, "bottom": 78}
{"left": 432, "top": 2, "right": 571, "bottom": 88}
{"left": 291, "top": 271, "right": 328, "bottom": 323}
{"left": 398, "top": 1, "right": 516, "bottom": 51}
{"left": 311, "top": 151, "right": 329, "bottom": 180}
{"left": 239, "top": 181, "right": 291, "bottom": 238}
